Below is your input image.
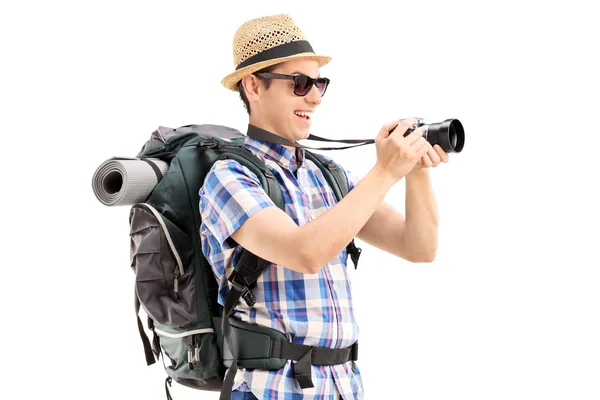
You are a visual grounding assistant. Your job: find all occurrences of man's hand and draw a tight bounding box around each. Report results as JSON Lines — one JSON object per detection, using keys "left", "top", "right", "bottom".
{"left": 411, "top": 142, "right": 449, "bottom": 172}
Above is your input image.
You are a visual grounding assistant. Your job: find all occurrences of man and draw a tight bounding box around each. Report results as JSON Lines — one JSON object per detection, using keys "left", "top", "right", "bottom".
{"left": 199, "top": 14, "right": 449, "bottom": 400}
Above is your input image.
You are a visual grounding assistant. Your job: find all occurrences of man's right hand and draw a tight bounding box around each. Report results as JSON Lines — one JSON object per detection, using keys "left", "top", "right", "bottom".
{"left": 373, "top": 118, "right": 429, "bottom": 182}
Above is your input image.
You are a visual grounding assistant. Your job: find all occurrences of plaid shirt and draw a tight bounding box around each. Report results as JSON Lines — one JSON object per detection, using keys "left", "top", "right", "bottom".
{"left": 199, "top": 127, "right": 364, "bottom": 400}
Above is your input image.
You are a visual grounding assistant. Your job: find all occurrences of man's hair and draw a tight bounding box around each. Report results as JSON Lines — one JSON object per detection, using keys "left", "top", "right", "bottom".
{"left": 238, "top": 65, "right": 277, "bottom": 115}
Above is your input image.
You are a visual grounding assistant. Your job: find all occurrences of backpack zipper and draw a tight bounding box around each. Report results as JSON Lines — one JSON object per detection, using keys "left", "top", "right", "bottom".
{"left": 153, "top": 327, "right": 214, "bottom": 338}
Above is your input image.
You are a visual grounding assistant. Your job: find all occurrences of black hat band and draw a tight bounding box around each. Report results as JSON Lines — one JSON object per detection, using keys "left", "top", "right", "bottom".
{"left": 236, "top": 40, "right": 314, "bottom": 70}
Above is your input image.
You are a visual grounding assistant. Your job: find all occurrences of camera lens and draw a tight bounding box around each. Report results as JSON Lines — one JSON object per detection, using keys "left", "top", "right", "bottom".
{"left": 426, "top": 119, "right": 464, "bottom": 153}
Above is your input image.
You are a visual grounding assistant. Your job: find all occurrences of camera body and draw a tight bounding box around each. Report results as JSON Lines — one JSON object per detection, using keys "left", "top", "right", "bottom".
{"left": 399, "top": 117, "right": 427, "bottom": 137}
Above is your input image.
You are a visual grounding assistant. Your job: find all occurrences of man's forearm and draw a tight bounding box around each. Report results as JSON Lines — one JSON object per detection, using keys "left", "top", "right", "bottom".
{"left": 404, "top": 169, "right": 439, "bottom": 261}
{"left": 297, "top": 166, "right": 396, "bottom": 271}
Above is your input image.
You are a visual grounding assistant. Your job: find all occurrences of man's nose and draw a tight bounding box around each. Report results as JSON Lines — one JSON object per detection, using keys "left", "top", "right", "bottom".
{"left": 305, "top": 84, "right": 322, "bottom": 105}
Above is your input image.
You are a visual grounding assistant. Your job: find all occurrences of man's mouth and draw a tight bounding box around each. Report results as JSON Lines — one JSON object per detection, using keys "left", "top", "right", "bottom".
{"left": 294, "top": 111, "right": 312, "bottom": 120}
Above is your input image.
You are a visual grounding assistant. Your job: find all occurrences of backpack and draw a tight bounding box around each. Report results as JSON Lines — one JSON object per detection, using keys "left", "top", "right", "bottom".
{"left": 123, "top": 124, "right": 363, "bottom": 400}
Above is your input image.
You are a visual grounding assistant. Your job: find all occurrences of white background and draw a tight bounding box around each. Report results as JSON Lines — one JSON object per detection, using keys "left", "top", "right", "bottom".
{"left": 2, "top": 0, "right": 599, "bottom": 399}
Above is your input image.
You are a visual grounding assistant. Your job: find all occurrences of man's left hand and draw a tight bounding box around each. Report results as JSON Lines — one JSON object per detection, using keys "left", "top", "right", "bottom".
{"left": 411, "top": 142, "right": 449, "bottom": 172}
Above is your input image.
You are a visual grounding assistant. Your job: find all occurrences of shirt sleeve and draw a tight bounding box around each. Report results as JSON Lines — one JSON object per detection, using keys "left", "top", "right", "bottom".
{"left": 199, "top": 159, "right": 276, "bottom": 247}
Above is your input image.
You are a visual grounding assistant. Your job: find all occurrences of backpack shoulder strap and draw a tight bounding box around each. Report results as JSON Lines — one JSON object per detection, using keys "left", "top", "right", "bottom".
{"left": 216, "top": 146, "right": 284, "bottom": 210}
{"left": 304, "top": 150, "right": 362, "bottom": 270}
{"left": 213, "top": 144, "right": 285, "bottom": 280}
{"left": 304, "top": 150, "right": 349, "bottom": 201}
{"left": 215, "top": 145, "right": 284, "bottom": 287}
{"left": 213, "top": 145, "right": 287, "bottom": 399}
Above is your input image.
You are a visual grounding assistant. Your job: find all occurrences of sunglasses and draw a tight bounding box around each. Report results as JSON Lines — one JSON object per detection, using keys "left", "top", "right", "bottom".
{"left": 254, "top": 72, "right": 330, "bottom": 97}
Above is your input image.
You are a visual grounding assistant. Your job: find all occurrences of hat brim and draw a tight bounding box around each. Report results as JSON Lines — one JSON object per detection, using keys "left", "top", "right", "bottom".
{"left": 221, "top": 52, "right": 332, "bottom": 91}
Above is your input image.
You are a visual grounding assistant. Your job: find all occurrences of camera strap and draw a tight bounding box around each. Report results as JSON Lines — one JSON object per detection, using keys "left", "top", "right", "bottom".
{"left": 246, "top": 124, "right": 375, "bottom": 151}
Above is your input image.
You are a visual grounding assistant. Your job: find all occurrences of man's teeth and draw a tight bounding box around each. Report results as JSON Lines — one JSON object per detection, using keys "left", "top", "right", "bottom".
{"left": 294, "top": 111, "right": 312, "bottom": 118}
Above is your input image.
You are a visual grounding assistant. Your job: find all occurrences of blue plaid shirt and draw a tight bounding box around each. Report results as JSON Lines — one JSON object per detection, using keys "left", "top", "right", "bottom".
{"left": 199, "top": 127, "right": 363, "bottom": 400}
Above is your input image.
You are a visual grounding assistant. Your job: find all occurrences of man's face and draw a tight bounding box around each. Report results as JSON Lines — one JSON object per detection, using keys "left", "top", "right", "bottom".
{"left": 252, "top": 58, "right": 323, "bottom": 142}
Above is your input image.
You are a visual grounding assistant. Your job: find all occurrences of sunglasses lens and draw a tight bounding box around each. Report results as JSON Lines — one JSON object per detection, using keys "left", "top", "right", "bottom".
{"left": 294, "top": 75, "right": 312, "bottom": 96}
{"left": 315, "top": 78, "right": 328, "bottom": 96}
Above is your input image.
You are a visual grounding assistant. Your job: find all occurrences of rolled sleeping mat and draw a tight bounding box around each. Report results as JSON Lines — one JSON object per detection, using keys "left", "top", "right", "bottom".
{"left": 91, "top": 157, "right": 169, "bottom": 206}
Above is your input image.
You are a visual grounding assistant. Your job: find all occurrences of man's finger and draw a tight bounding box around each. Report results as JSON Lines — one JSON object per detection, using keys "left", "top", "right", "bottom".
{"left": 403, "top": 127, "right": 425, "bottom": 145}
{"left": 411, "top": 136, "right": 428, "bottom": 151}
{"left": 427, "top": 143, "right": 441, "bottom": 166}
{"left": 416, "top": 139, "right": 429, "bottom": 157}
{"left": 389, "top": 118, "right": 418, "bottom": 137}
{"left": 434, "top": 145, "right": 450, "bottom": 163}
{"left": 378, "top": 120, "right": 400, "bottom": 141}
{"left": 421, "top": 153, "right": 433, "bottom": 168}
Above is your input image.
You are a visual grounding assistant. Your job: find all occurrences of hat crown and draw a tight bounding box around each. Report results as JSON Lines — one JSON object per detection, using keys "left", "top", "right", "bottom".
{"left": 232, "top": 14, "right": 308, "bottom": 68}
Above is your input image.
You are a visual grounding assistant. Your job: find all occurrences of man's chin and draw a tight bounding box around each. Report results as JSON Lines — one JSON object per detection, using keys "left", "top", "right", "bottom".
{"left": 293, "top": 129, "right": 310, "bottom": 142}
{"left": 290, "top": 120, "right": 311, "bottom": 141}
{"left": 301, "top": 132, "right": 311, "bottom": 141}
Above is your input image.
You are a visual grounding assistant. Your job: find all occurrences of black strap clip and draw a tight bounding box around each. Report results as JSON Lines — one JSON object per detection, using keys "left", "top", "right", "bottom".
{"left": 228, "top": 271, "right": 257, "bottom": 307}
{"left": 295, "top": 347, "right": 316, "bottom": 389}
{"left": 350, "top": 341, "right": 359, "bottom": 361}
{"left": 347, "top": 239, "right": 362, "bottom": 269}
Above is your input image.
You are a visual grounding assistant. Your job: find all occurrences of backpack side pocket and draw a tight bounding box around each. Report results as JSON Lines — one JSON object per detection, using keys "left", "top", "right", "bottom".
{"left": 153, "top": 323, "right": 223, "bottom": 390}
{"left": 129, "top": 203, "right": 197, "bottom": 327}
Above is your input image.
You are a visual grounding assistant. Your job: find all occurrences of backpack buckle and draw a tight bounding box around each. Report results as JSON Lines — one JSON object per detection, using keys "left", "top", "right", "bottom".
{"left": 228, "top": 271, "right": 256, "bottom": 306}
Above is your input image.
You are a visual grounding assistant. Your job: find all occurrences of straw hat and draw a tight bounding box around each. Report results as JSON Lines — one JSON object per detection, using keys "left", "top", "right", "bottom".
{"left": 221, "top": 14, "right": 332, "bottom": 91}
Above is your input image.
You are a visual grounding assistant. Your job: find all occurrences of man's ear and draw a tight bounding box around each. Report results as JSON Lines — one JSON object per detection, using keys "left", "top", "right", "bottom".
{"left": 241, "top": 74, "right": 261, "bottom": 101}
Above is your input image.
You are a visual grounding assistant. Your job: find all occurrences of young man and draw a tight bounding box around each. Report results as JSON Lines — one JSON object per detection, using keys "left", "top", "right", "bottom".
{"left": 199, "top": 14, "right": 449, "bottom": 400}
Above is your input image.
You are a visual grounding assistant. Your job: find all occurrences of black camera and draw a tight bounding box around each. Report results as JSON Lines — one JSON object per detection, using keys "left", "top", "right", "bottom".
{"left": 393, "top": 118, "right": 465, "bottom": 153}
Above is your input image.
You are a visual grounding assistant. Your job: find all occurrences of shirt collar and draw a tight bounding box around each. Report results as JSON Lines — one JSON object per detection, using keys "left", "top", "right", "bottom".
{"left": 244, "top": 124, "right": 305, "bottom": 172}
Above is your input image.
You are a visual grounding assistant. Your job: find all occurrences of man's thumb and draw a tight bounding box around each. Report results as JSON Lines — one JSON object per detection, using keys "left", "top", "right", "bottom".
{"left": 378, "top": 120, "right": 399, "bottom": 140}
